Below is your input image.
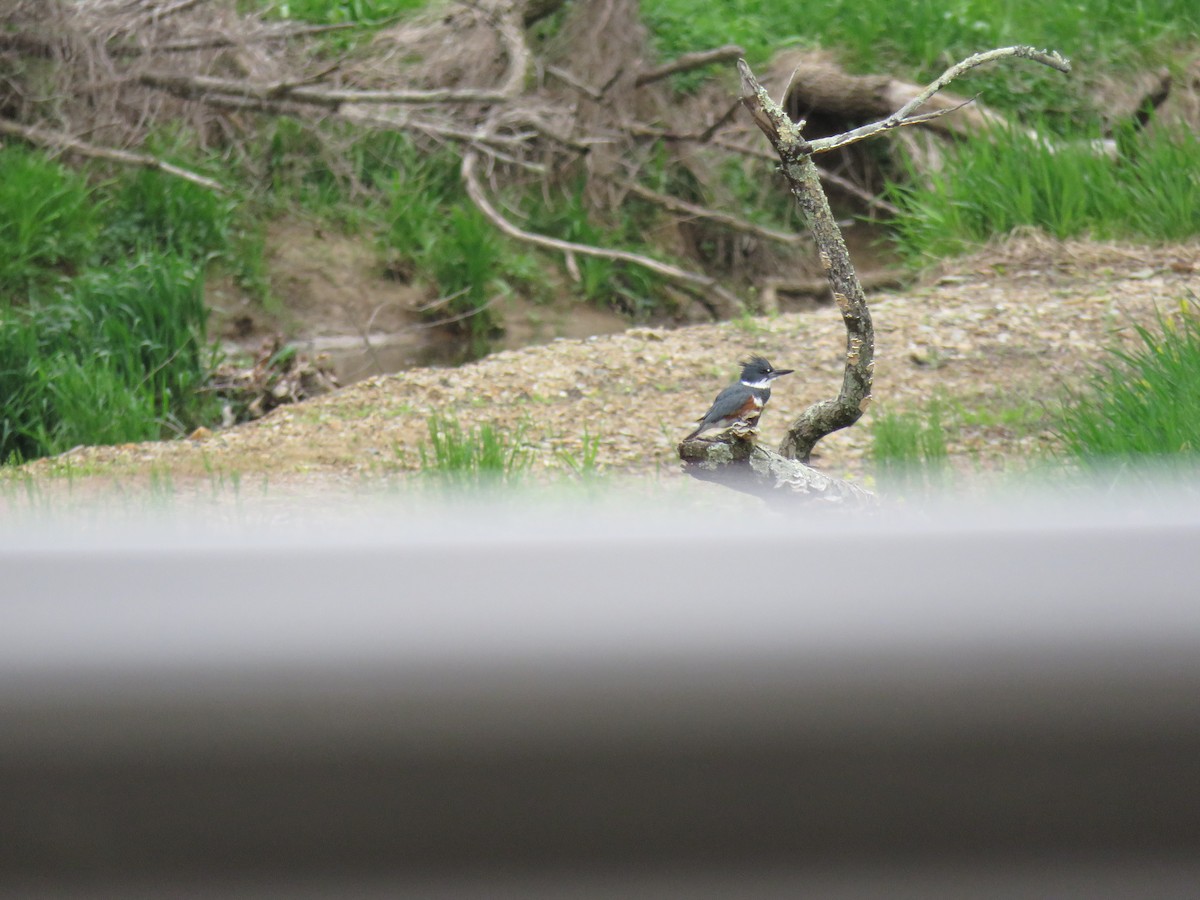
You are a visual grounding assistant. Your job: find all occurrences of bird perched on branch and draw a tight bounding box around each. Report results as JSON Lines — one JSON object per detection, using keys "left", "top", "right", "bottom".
{"left": 684, "top": 356, "right": 793, "bottom": 440}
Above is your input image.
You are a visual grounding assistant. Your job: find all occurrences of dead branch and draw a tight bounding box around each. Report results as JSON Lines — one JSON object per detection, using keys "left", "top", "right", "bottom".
{"left": 628, "top": 121, "right": 900, "bottom": 216}
{"left": 546, "top": 65, "right": 605, "bottom": 100}
{"left": 680, "top": 47, "right": 1070, "bottom": 502}
{"left": 0, "top": 117, "right": 227, "bottom": 192}
{"left": 758, "top": 271, "right": 905, "bottom": 315}
{"left": 109, "top": 23, "right": 359, "bottom": 56}
{"left": 635, "top": 44, "right": 744, "bottom": 88}
{"left": 136, "top": 0, "right": 211, "bottom": 30}
{"left": 620, "top": 180, "right": 805, "bottom": 246}
{"left": 679, "top": 436, "right": 877, "bottom": 508}
{"left": 731, "top": 57, "right": 876, "bottom": 465}
{"left": 808, "top": 47, "right": 1071, "bottom": 155}
{"left": 139, "top": 70, "right": 518, "bottom": 106}
{"left": 462, "top": 140, "right": 743, "bottom": 318}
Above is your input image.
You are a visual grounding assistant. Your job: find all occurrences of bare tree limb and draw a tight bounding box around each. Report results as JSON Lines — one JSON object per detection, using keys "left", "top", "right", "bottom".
{"left": 545, "top": 65, "right": 604, "bottom": 100}
{"left": 462, "top": 143, "right": 743, "bottom": 318}
{"left": 620, "top": 179, "right": 805, "bottom": 246}
{"left": 628, "top": 122, "right": 900, "bottom": 216}
{"left": 139, "top": 70, "right": 516, "bottom": 106}
{"left": 635, "top": 44, "right": 744, "bottom": 88}
{"left": 679, "top": 47, "right": 1070, "bottom": 504}
{"left": 109, "top": 23, "right": 359, "bottom": 56}
{"left": 729, "top": 58, "right": 876, "bottom": 464}
{"left": 808, "top": 46, "right": 1071, "bottom": 155}
{"left": 136, "top": 0, "right": 211, "bottom": 29}
{"left": 0, "top": 117, "right": 227, "bottom": 192}
{"left": 679, "top": 435, "right": 877, "bottom": 508}
{"left": 137, "top": 0, "right": 532, "bottom": 108}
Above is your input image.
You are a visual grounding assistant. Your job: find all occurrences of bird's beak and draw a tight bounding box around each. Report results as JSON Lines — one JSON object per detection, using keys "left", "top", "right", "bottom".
{"left": 770, "top": 368, "right": 794, "bottom": 379}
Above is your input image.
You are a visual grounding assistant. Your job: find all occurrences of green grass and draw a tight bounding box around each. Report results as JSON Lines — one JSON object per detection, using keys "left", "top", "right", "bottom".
{"left": 889, "top": 123, "right": 1200, "bottom": 260}
{"left": 104, "top": 167, "right": 235, "bottom": 262}
{"left": 379, "top": 137, "right": 507, "bottom": 354}
{"left": 871, "top": 400, "right": 950, "bottom": 492}
{"left": 0, "top": 253, "right": 218, "bottom": 462}
{"left": 1058, "top": 302, "right": 1200, "bottom": 462}
{"left": 253, "top": 0, "right": 425, "bottom": 25}
{"left": 418, "top": 414, "right": 532, "bottom": 487}
{"left": 521, "top": 184, "right": 668, "bottom": 318}
{"left": 0, "top": 147, "right": 99, "bottom": 297}
{"left": 556, "top": 428, "right": 603, "bottom": 479}
{"left": 643, "top": 0, "right": 1199, "bottom": 119}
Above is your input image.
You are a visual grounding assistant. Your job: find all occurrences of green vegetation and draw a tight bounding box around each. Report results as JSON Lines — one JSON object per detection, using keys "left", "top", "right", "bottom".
{"left": 418, "top": 414, "right": 532, "bottom": 487}
{"left": 1058, "top": 303, "right": 1200, "bottom": 462}
{"left": 0, "top": 253, "right": 217, "bottom": 462}
{"left": 556, "top": 428, "right": 603, "bottom": 479}
{"left": 6, "top": 0, "right": 1200, "bottom": 472}
{"left": 643, "top": 0, "right": 1199, "bottom": 117}
{"left": 0, "top": 147, "right": 223, "bottom": 463}
{"left": 380, "top": 140, "right": 505, "bottom": 355}
{"left": 870, "top": 400, "right": 950, "bottom": 492}
{"left": 890, "top": 123, "right": 1200, "bottom": 261}
{"left": 257, "top": 0, "right": 425, "bottom": 25}
{"left": 0, "top": 148, "right": 98, "bottom": 296}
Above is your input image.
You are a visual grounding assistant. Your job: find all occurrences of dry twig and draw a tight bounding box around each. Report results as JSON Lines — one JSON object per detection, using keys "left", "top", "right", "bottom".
{"left": 0, "top": 117, "right": 227, "bottom": 192}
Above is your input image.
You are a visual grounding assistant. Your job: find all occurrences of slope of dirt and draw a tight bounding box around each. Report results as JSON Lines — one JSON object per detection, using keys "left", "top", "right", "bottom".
{"left": 20, "top": 238, "right": 1200, "bottom": 490}
{"left": 209, "top": 220, "right": 634, "bottom": 384}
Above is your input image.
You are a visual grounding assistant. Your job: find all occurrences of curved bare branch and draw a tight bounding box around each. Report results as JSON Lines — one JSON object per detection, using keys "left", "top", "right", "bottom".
{"left": 462, "top": 141, "right": 743, "bottom": 318}
{"left": 809, "top": 46, "right": 1071, "bottom": 155}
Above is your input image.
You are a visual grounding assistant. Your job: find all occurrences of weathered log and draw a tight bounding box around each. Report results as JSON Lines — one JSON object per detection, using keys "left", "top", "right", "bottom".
{"left": 679, "top": 434, "right": 877, "bottom": 508}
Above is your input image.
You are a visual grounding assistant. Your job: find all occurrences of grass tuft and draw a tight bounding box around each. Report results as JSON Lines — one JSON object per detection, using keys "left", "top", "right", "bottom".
{"left": 889, "top": 123, "right": 1200, "bottom": 261}
{"left": 418, "top": 414, "right": 532, "bottom": 487}
{"left": 0, "top": 147, "right": 98, "bottom": 296}
{"left": 0, "top": 252, "right": 218, "bottom": 462}
{"left": 1057, "top": 301, "right": 1200, "bottom": 463}
{"left": 871, "top": 400, "right": 950, "bottom": 493}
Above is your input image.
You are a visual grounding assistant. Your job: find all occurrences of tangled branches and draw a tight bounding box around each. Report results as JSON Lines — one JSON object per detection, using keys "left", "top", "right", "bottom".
{"left": 0, "top": 0, "right": 879, "bottom": 319}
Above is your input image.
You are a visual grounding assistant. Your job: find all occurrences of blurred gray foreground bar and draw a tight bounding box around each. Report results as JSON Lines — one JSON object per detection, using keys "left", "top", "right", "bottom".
{"left": 2, "top": 496, "right": 1200, "bottom": 897}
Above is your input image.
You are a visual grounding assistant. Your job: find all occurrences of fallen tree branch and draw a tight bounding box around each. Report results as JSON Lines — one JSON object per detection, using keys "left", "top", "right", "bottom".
{"left": 620, "top": 179, "right": 805, "bottom": 246}
{"left": 108, "top": 23, "right": 359, "bottom": 56}
{"left": 758, "top": 270, "right": 905, "bottom": 314}
{"left": 462, "top": 141, "right": 743, "bottom": 318}
{"left": 137, "top": 1, "right": 532, "bottom": 108}
{"left": 136, "top": 0, "right": 211, "bottom": 30}
{"left": 635, "top": 44, "right": 744, "bottom": 88}
{"left": 0, "top": 117, "right": 227, "bottom": 192}
{"left": 628, "top": 122, "right": 900, "bottom": 216}
{"left": 679, "top": 435, "right": 877, "bottom": 508}
{"left": 139, "top": 69, "right": 514, "bottom": 106}
{"left": 546, "top": 65, "right": 605, "bottom": 100}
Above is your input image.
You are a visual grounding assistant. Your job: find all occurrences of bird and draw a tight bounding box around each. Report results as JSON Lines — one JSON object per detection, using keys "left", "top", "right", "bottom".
{"left": 684, "top": 356, "right": 793, "bottom": 440}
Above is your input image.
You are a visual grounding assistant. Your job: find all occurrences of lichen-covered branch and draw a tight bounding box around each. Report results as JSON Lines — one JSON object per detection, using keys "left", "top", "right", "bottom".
{"left": 737, "top": 59, "right": 875, "bottom": 463}
{"left": 679, "top": 47, "right": 1069, "bottom": 504}
{"left": 679, "top": 436, "right": 877, "bottom": 508}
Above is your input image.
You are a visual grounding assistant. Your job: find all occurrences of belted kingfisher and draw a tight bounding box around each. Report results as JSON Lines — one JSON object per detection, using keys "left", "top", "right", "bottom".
{"left": 684, "top": 356, "right": 794, "bottom": 440}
